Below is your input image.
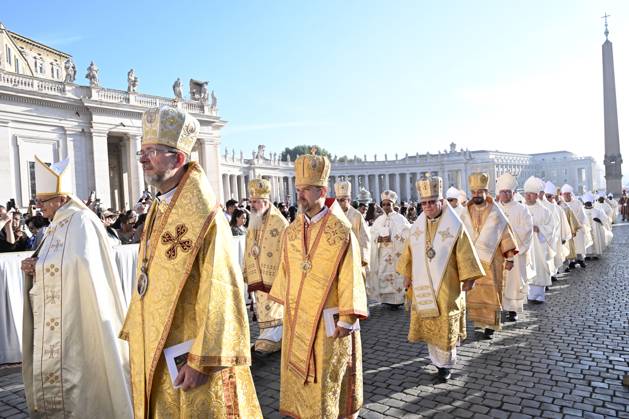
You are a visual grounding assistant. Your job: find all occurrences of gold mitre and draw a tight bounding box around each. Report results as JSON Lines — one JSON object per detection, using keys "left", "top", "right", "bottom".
{"left": 468, "top": 172, "right": 489, "bottom": 191}
{"left": 34, "top": 156, "right": 73, "bottom": 198}
{"left": 334, "top": 180, "right": 351, "bottom": 198}
{"left": 141, "top": 106, "right": 200, "bottom": 155}
{"left": 248, "top": 178, "right": 271, "bottom": 199}
{"left": 294, "top": 147, "right": 331, "bottom": 188}
{"left": 416, "top": 174, "right": 442, "bottom": 202}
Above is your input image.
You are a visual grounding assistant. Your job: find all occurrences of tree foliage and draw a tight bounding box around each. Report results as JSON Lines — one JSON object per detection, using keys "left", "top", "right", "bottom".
{"left": 281, "top": 145, "right": 331, "bottom": 161}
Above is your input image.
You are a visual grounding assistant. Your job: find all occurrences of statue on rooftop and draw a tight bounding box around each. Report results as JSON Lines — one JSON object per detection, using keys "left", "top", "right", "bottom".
{"left": 127, "top": 69, "right": 139, "bottom": 93}
{"left": 173, "top": 78, "right": 183, "bottom": 100}
{"left": 85, "top": 61, "right": 99, "bottom": 87}
{"left": 64, "top": 59, "right": 76, "bottom": 83}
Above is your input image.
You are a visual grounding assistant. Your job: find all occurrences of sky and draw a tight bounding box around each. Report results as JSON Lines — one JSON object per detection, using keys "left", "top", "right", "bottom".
{"left": 3, "top": 0, "right": 629, "bottom": 173}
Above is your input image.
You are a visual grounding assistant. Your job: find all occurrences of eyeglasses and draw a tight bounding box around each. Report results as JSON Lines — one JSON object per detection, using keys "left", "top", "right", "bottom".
{"left": 420, "top": 200, "right": 438, "bottom": 207}
{"left": 135, "top": 147, "right": 176, "bottom": 160}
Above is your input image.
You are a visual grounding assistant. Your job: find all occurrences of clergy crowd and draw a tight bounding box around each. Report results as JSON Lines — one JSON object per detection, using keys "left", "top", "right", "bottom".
{"left": 16, "top": 105, "right": 620, "bottom": 418}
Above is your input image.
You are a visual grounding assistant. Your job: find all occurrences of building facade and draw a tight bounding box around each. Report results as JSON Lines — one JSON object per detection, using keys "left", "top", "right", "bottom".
{"left": 219, "top": 143, "right": 603, "bottom": 204}
{"left": 0, "top": 23, "right": 604, "bottom": 210}
{"left": 0, "top": 23, "right": 224, "bottom": 210}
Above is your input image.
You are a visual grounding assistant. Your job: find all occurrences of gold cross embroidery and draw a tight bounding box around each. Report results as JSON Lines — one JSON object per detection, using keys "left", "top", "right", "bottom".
{"left": 161, "top": 224, "right": 193, "bottom": 260}
{"left": 45, "top": 264, "right": 60, "bottom": 277}
{"left": 49, "top": 240, "right": 63, "bottom": 252}
{"left": 411, "top": 228, "right": 424, "bottom": 239}
{"left": 45, "top": 288, "right": 61, "bottom": 305}
{"left": 438, "top": 227, "right": 454, "bottom": 241}
{"left": 44, "top": 342, "right": 61, "bottom": 359}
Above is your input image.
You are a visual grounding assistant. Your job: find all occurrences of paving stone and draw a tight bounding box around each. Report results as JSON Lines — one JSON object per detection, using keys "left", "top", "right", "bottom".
{"left": 2, "top": 224, "right": 629, "bottom": 419}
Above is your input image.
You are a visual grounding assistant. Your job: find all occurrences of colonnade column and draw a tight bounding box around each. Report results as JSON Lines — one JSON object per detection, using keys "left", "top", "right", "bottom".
{"left": 90, "top": 129, "right": 112, "bottom": 209}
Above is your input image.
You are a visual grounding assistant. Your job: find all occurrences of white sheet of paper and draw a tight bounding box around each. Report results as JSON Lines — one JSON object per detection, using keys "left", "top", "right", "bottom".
{"left": 323, "top": 307, "right": 360, "bottom": 337}
{"left": 164, "top": 339, "right": 194, "bottom": 388}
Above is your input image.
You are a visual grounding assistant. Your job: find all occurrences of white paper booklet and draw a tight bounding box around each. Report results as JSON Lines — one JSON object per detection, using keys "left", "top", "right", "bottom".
{"left": 164, "top": 339, "right": 194, "bottom": 388}
{"left": 323, "top": 307, "right": 360, "bottom": 337}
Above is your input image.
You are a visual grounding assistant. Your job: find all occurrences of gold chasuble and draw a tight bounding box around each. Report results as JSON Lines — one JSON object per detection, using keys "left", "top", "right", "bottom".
{"left": 460, "top": 197, "right": 518, "bottom": 329}
{"left": 120, "top": 162, "right": 261, "bottom": 418}
{"left": 397, "top": 204, "right": 485, "bottom": 351}
{"left": 269, "top": 199, "right": 368, "bottom": 419}
{"left": 244, "top": 203, "right": 288, "bottom": 352}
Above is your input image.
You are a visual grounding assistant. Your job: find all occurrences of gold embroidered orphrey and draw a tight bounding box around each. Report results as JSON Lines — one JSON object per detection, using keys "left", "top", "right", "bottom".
{"left": 161, "top": 223, "right": 193, "bottom": 260}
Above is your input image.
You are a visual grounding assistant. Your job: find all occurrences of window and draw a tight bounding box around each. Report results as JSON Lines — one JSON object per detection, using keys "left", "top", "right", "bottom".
{"left": 15, "top": 58, "right": 20, "bottom": 73}
{"left": 5, "top": 45, "right": 11, "bottom": 65}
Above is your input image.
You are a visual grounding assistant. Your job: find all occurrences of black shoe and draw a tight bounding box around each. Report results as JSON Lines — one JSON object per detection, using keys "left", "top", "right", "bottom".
{"left": 384, "top": 303, "right": 402, "bottom": 311}
{"left": 506, "top": 311, "right": 517, "bottom": 322}
{"left": 551, "top": 276, "right": 557, "bottom": 282}
{"left": 545, "top": 286, "right": 550, "bottom": 291}
{"left": 585, "top": 256, "right": 592, "bottom": 261}
{"left": 593, "top": 256, "right": 599, "bottom": 260}
{"left": 437, "top": 367, "right": 452, "bottom": 381}
{"left": 568, "top": 261, "right": 576, "bottom": 269}
{"left": 483, "top": 328, "right": 494, "bottom": 340}
{"left": 528, "top": 299, "right": 543, "bottom": 305}
{"left": 578, "top": 260, "right": 586, "bottom": 268}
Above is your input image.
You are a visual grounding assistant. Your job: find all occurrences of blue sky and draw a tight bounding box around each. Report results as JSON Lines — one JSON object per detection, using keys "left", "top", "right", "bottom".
{"left": 3, "top": 1, "right": 629, "bottom": 168}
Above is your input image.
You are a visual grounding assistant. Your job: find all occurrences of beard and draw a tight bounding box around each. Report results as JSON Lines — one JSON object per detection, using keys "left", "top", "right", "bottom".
{"left": 472, "top": 196, "right": 485, "bottom": 205}
{"left": 144, "top": 171, "right": 166, "bottom": 188}
{"left": 298, "top": 199, "right": 311, "bottom": 214}
{"left": 249, "top": 210, "right": 264, "bottom": 230}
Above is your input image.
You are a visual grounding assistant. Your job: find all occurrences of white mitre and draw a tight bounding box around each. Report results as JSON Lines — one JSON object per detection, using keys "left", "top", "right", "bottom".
{"left": 582, "top": 192, "right": 594, "bottom": 203}
{"left": 458, "top": 189, "right": 467, "bottom": 203}
{"left": 496, "top": 173, "right": 518, "bottom": 192}
{"left": 381, "top": 190, "right": 398, "bottom": 204}
{"left": 561, "top": 184, "right": 574, "bottom": 194}
{"left": 523, "top": 176, "right": 544, "bottom": 194}
{"left": 445, "top": 186, "right": 460, "bottom": 199}
{"left": 35, "top": 156, "right": 73, "bottom": 197}
{"left": 544, "top": 181, "right": 556, "bottom": 195}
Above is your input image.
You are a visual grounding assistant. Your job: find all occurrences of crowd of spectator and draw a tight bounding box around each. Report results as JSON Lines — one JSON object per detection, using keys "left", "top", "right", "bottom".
{"left": 0, "top": 192, "right": 426, "bottom": 251}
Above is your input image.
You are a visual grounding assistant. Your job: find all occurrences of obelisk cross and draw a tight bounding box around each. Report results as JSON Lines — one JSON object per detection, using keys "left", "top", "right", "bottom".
{"left": 602, "top": 13, "right": 610, "bottom": 39}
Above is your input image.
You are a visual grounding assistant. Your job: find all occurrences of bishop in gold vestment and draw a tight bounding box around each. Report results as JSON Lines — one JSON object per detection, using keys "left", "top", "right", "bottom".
{"left": 120, "top": 106, "right": 261, "bottom": 418}
{"left": 397, "top": 175, "right": 484, "bottom": 381}
{"left": 460, "top": 173, "right": 518, "bottom": 339}
{"left": 269, "top": 151, "right": 368, "bottom": 419}
{"left": 244, "top": 178, "right": 288, "bottom": 354}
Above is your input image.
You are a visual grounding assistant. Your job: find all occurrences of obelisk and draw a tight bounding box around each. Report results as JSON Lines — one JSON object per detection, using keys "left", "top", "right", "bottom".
{"left": 601, "top": 14, "right": 623, "bottom": 196}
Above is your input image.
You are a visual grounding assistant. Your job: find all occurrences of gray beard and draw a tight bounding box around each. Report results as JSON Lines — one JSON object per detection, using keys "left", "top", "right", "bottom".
{"left": 249, "top": 209, "right": 266, "bottom": 230}
{"left": 144, "top": 172, "right": 166, "bottom": 188}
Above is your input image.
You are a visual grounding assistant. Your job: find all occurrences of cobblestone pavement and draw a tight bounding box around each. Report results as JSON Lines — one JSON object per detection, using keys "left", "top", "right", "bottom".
{"left": 2, "top": 224, "right": 628, "bottom": 418}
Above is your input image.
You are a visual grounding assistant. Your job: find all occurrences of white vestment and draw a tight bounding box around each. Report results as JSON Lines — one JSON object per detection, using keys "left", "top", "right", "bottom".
{"left": 595, "top": 201, "right": 613, "bottom": 225}
{"left": 368, "top": 211, "right": 410, "bottom": 304}
{"left": 22, "top": 198, "right": 132, "bottom": 418}
{"left": 539, "top": 198, "right": 567, "bottom": 274}
{"left": 585, "top": 207, "right": 611, "bottom": 256}
{"left": 498, "top": 200, "right": 533, "bottom": 313}
{"left": 606, "top": 199, "right": 619, "bottom": 223}
{"left": 565, "top": 199, "right": 592, "bottom": 257}
{"left": 526, "top": 201, "right": 554, "bottom": 302}
{"left": 344, "top": 204, "right": 371, "bottom": 271}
